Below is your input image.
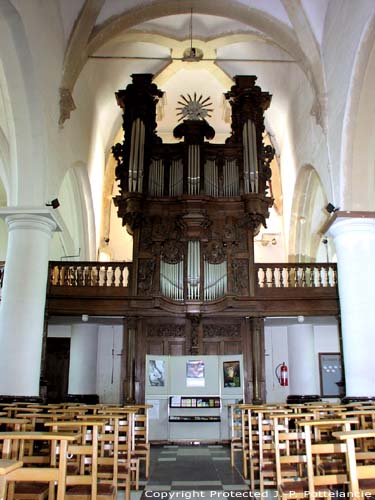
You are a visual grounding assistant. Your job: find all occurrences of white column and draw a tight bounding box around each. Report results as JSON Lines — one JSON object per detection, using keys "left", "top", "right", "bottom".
{"left": 288, "top": 323, "right": 319, "bottom": 395}
{"left": 330, "top": 217, "right": 375, "bottom": 398}
{"left": 0, "top": 211, "right": 57, "bottom": 396}
{"left": 68, "top": 324, "right": 98, "bottom": 395}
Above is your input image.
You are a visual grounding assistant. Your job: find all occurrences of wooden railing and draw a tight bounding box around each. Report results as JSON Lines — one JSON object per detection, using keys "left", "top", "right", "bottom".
{"left": 49, "top": 261, "right": 132, "bottom": 288}
{"left": 255, "top": 263, "right": 337, "bottom": 289}
{"left": 0, "top": 262, "right": 337, "bottom": 292}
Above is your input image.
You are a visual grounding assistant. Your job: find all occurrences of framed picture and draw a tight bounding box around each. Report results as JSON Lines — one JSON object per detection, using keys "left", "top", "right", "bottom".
{"left": 223, "top": 360, "right": 241, "bottom": 388}
{"left": 148, "top": 359, "right": 166, "bottom": 387}
{"left": 319, "top": 352, "right": 343, "bottom": 397}
{"left": 186, "top": 359, "right": 205, "bottom": 387}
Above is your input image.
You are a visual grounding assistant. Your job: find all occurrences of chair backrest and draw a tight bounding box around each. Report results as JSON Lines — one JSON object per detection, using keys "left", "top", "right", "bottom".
{"left": 301, "top": 420, "right": 355, "bottom": 495}
{"left": 333, "top": 429, "right": 375, "bottom": 498}
{"left": 0, "top": 431, "right": 76, "bottom": 500}
{"left": 272, "top": 414, "right": 308, "bottom": 491}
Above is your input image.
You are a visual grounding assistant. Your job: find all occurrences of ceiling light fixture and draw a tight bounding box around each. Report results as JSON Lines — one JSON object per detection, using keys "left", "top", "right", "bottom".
{"left": 182, "top": 9, "right": 203, "bottom": 62}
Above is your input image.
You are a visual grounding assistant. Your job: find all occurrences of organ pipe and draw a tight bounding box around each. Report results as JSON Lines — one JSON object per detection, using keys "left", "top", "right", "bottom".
{"left": 204, "top": 159, "right": 219, "bottom": 196}
{"left": 188, "top": 145, "right": 200, "bottom": 195}
{"left": 169, "top": 159, "right": 183, "bottom": 196}
{"left": 160, "top": 259, "right": 184, "bottom": 301}
{"left": 129, "top": 118, "right": 146, "bottom": 193}
{"left": 149, "top": 159, "right": 164, "bottom": 196}
{"left": 223, "top": 160, "right": 239, "bottom": 196}
{"left": 187, "top": 241, "right": 200, "bottom": 300}
{"left": 204, "top": 260, "right": 227, "bottom": 301}
{"left": 242, "top": 119, "right": 258, "bottom": 194}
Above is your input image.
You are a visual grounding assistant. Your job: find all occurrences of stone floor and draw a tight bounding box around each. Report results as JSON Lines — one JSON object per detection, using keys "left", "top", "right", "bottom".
{"left": 117, "top": 443, "right": 258, "bottom": 500}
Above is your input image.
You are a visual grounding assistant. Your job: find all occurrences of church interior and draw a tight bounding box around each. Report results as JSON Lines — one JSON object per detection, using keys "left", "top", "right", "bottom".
{"left": 0, "top": 0, "right": 375, "bottom": 497}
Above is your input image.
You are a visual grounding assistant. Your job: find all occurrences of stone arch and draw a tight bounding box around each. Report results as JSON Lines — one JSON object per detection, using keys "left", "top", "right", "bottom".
{"left": 60, "top": 0, "right": 325, "bottom": 128}
{"left": 53, "top": 163, "right": 96, "bottom": 261}
{"left": 289, "top": 165, "right": 329, "bottom": 262}
{"left": 0, "top": 0, "right": 47, "bottom": 204}
{"left": 340, "top": 14, "right": 375, "bottom": 210}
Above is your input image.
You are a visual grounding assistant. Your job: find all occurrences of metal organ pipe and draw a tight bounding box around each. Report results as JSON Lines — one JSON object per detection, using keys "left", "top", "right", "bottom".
{"left": 149, "top": 160, "right": 164, "bottom": 196}
{"left": 133, "top": 118, "right": 140, "bottom": 191}
{"left": 187, "top": 241, "right": 200, "bottom": 300}
{"left": 223, "top": 160, "right": 239, "bottom": 196}
{"left": 204, "top": 261, "right": 228, "bottom": 300}
{"left": 170, "top": 159, "right": 183, "bottom": 196}
{"left": 160, "top": 260, "right": 184, "bottom": 301}
{"left": 244, "top": 119, "right": 258, "bottom": 194}
{"left": 129, "top": 121, "right": 136, "bottom": 191}
{"left": 188, "top": 145, "right": 200, "bottom": 195}
{"left": 204, "top": 160, "right": 218, "bottom": 196}
{"left": 242, "top": 121, "right": 250, "bottom": 194}
{"left": 250, "top": 120, "right": 258, "bottom": 192}
{"left": 138, "top": 120, "right": 145, "bottom": 193}
{"left": 129, "top": 118, "right": 146, "bottom": 193}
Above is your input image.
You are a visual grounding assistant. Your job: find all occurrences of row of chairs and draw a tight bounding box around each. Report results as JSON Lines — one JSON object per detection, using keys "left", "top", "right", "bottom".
{"left": 0, "top": 402, "right": 151, "bottom": 500}
{"left": 229, "top": 401, "right": 375, "bottom": 498}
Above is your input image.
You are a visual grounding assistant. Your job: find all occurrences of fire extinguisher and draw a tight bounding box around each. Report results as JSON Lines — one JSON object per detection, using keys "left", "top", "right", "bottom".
{"left": 275, "top": 362, "right": 288, "bottom": 387}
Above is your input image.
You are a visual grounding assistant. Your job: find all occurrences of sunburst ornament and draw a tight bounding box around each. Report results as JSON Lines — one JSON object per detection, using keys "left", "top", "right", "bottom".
{"left": 176, "top": 93, "right": 213, "bottom": 122}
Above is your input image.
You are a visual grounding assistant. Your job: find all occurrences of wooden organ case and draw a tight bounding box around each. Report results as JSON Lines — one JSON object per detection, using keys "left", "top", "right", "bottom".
{"left": 112, "top": 74, "right": 274, "bottom": 403}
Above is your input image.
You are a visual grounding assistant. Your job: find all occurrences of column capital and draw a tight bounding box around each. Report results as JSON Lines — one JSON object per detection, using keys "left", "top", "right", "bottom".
{"left": 328, "top": 212, "right": 375, "bottom": 240}
{"left": 0, "top": 207, "right": 62, "bottom": 234}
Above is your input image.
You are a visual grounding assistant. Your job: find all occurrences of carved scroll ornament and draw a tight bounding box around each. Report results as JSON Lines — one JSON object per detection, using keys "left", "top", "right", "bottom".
{"left": 147, "top": 324, "right": 185, "bottom": 337}
{"left": 161, "top": 239, "right": 185, "bottom": 264}
{"left": 203, "top": 324, "right": 240, "bottom": 338}
{"left": 203, "top": 240, "right": 226, "bottom": 265}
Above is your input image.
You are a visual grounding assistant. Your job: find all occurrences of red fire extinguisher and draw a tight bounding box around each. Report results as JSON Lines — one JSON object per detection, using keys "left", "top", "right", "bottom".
{"left": 275, "top": 362, "right": 288, "bottom": 386}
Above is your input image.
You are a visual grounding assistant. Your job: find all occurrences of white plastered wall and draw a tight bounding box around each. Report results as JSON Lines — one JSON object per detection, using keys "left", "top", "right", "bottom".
{"left": 48, "top": 323, "right": 123, "bottom": 404}
{"left": 264, "top": 321, "right": 340, "bottom": 403}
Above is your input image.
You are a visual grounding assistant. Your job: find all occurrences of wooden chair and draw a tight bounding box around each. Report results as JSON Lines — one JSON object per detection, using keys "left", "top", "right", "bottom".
{"left": 274, "top": 416, "right": 309, "bottom": 500}
{"left": 98, "top": 415, "right": 132, "bottom": 500}
{"left": 0, "top": 431, "right": 76, "bottom": 500}
{"left": 130, "top": 405, "right": 151, "bottom": 480}
{"left": 301, "top": 420, "right": 352, "bottom": 497}
{"left": 301, "top": 418, "right": 358, "bottom": 477}
{"left": 228, "top": 404, "right": 243, "bottom": 467}
{"left": 0, "top": 459, "right": 23, "bottom": 500}
{"left": 45, "top": 419, "right": 116, "bottom": 500}
{"left": 333, "top": 429, "right": 375, "bottom": 499}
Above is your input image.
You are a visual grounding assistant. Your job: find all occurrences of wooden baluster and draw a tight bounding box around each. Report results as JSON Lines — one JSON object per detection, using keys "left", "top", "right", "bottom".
{"left": 77, "top": 266, "right": 83, "bottom": 286}
{"left": 320, "top": 266, "right": 325, "bottom": 286}
{"left": 321, "top": 266, "right": 327, "bottom": 287}
{"left": 255, "top": 266, "right": 260, "bottom": 288}
{"left": 95, "top": 265, "right": 100, "bottom": 286}
{"left": 287, "top": 267, "right": 292, "bottom": 287}
{"left": 82, "top": 266, "right": 88, "bottom": 286}
{"left": 103, "top": 265, "right": 108, "bottom": 286}
{"left": 281, "top": 267, "right": 287, "bottom": 287}
{"left": 271, "top": 267, "right": 277, "bottom": 287}
{"left": 305, "top": 266, "right": 311, "bottom": 287}
{"left": 125, "top": 265, "right": 130, "bottom": 288}
{"left": 315, "top": 267, "right": 322, "bottom": 287}
{"left": 259, "top": 266, "right": 265, "bottom": 288}
{"left": 111, "top": 266, "right": 116, "bottom": 287}
{"left": 119, "top": 265, "right": 124, "bottom": 287}
{"left": 332, "top": 265, "right": 338, "bottom": 287}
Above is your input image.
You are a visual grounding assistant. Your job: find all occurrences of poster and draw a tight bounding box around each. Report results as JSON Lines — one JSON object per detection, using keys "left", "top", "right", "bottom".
{"left": 148, "top": 359, "right": 166, "bottom": 387}
{"left": 186, "top": 359, "right": 205, "bottom": 387}
{"left": 223, "top": 360, "right": 241, "bottom": 388}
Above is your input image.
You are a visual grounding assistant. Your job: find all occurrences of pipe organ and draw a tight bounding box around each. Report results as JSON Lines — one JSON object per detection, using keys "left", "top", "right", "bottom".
{"left": 113, "top": 73, "right": 274, "bottom": 403}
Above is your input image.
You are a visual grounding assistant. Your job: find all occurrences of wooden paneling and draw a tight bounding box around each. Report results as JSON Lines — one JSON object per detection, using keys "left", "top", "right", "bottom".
{"left": 224, "top": 341, "right": 242, "bottom": 355}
